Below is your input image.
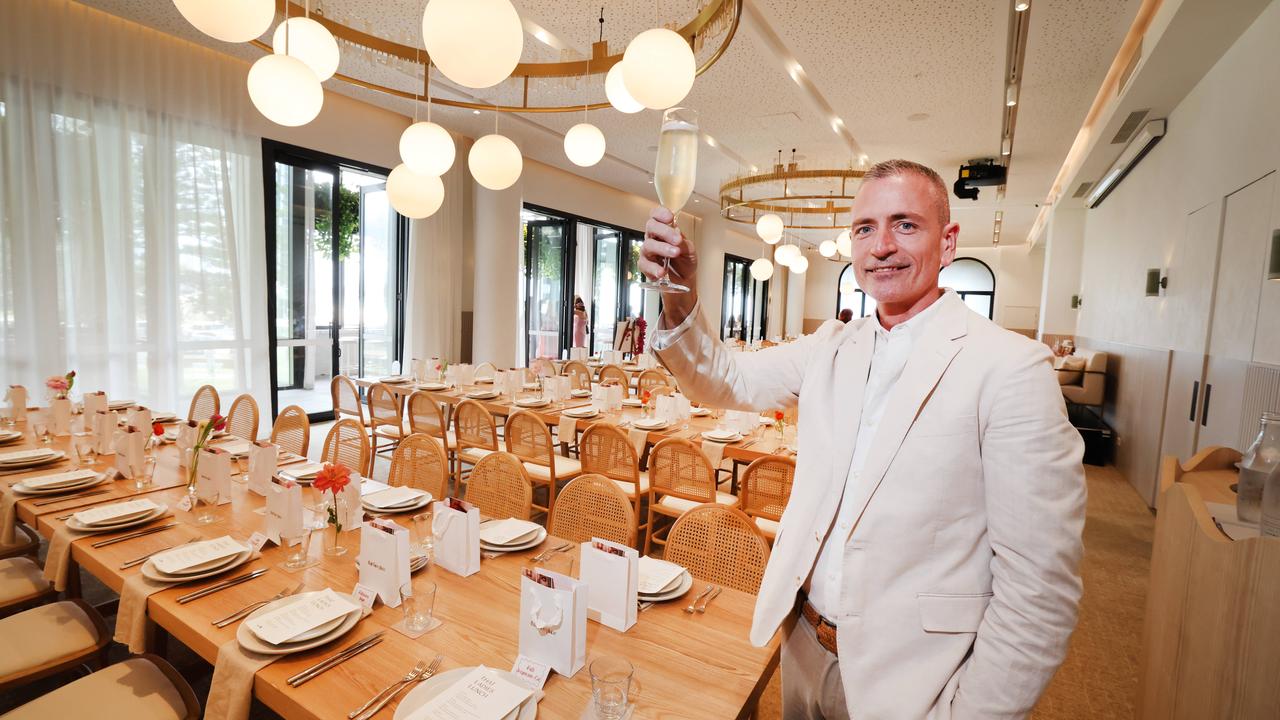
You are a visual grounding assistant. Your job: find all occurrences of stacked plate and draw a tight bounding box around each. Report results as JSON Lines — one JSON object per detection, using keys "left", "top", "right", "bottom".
{"left": 212, "top": 438, "right": 253, "bottom": 457}
{"left": 66, "top": 499, "right": 168, "bottom": 534}
{"left": 690, "top": 407, "right": 712, "bottom": 417}
{"left": 621, "top": 398, "right": 643, "bottom": 408}
{"left": 633, "top": 417, "right": 669, "bottom": 431}
{"left": 466, "top": 389, "right": 499, "bottom": 400}
{"left": 278, "top": 462, "right": 324, "bottom": 483}
{"left": 569, "top": 389, "right": 592, "bottom": 399}
{"left": 701, "top": 428, "right": 743, "bottom": 443}
{"left": 237, "top": 589, "right": 363, "bottom": 656}
{"left": 410, "top": 554, "right": 430, "bottom": 573}
{"left": 0, "top": 448, "right": 67, "bottom": 471}
{"left": 562, "top": 406, "right": 598, "bottom": 419}
{"left": 361, "top": 486, "right": 432, "bottom": 514}
{"left": 514, "top": 397, "right": 550, "bottom": 409}
{"left": 107, "top": 399, "right": 136, "bottom": 411}
{"left": 11, "top": 469, "right": 106, "bottom": 496}
{"left": 638, "top": 557, "right": 693, "bottom": 603}
{"left": 141, "top": 536, "right": 253, "bottom": 583}
{"left": 479, "top": 518, "right": 547, "bottom": 553}
{"left": 417, "top": 382, "right": 449, "bottom": 391}
{"left": 394, "top": 668, "right": 538, "bottom": 720}
{"left": 474, "top": 375, "right": 495, "bottom": 384}
{"left": 379, "top": 375, "right": 413, "bottom": 384}
{"left": 0, "top": 430, "right": 23, "bottom": 446}
{"left": 521, "top": 382, "right": 540, "bottom": 391}
{"left": 151, "top": 412, "right": 179, "bottom": 423}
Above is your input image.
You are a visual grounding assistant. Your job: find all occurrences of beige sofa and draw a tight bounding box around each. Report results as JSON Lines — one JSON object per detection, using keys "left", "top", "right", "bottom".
{"left": 1056, "top": 349, "right": 1108, "bottom": 407}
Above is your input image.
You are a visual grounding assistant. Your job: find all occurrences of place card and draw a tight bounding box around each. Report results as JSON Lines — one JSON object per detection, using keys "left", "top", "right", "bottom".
{"left": 197, "top": 447, "right": 233, "bottom": 505}
{"left": 50, "top": 397, "right": 72, "bottom": 436}
{"left": 518, "top": 568, "right": 587, "bottom": 677}
{"left": 19, "top": 469, "right": 97, "bottom": 491}
{"left": 581, "top": 538, "right": 638, "bottom": 632}
{"left": 5, "top": 385, "right": 26, "bottom": 423}
{"left": 265, "top": 476, "right": 303, "bottom": 544}
{"left": 510, "top": 655, "right": 551, "bottom": 692}
{"left": 113, "top": 426, "right": 146, "bottom": 479}
{"left": 247, "top": 531, "right": 269, "bottom": 553}
{"left": 73, "top": 498, "right": 158, "bottom": 525}
{"left": 479, "top": 518, "right": 540, "bottom": 546}
{"left": 151, "top": 535, "right": 245, "bottom": 574}
{"left": 247, "top": 442, "right": 277, "bottom": 496}
{"left": 406, "top": 665, "right": 533, "bottom": 720}
{"left": 432, "top": 498, "right": 480, "bottom": 577}
{"left": 244, "top": 588, "right": 359, "bottom": 646}
{"left": 93, "top": 410, "right": 118, "bottom": 455}
{"left": 363, "top": 486, "right": 427, "bottom": 510}
{"left": 353, "top": 582, "right": 378, "bottom": 611}
{"left": 358, "top": 518, "right": 410, "bottom": 607}
{"left": 638, "top": 557, "right": 685, "bottom": 594}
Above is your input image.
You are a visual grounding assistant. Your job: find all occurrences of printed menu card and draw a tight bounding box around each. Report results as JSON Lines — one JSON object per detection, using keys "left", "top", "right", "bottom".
{"left": 638, "top": 556, "right": 685, "bottom": 594}
{"left": 73, "top": 498, "right": 158, "bottom": 525}
{"left": 151, "top": 535, "right": 246, "bottom": 574}
{"left": 244, "top": 588, "right": 358, "bottom": 645}
{"left": 406, "top": 666, "right": 533, "bottom": 720}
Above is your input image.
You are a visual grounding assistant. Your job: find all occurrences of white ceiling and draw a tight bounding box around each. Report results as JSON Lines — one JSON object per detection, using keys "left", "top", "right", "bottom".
{"left": 76, "top": 0, "right": 1140, "bottom": 247}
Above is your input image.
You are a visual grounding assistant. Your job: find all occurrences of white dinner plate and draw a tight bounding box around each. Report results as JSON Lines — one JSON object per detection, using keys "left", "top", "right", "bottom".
{"left": 632, "top": 418, "right": 669, "bottom": 430}
{"left": 362, "top": 493, "right": 432, "bottom": 514}
{"left": 639, "top": 571, "right": 694, "bottom": 602}
{"left": 151, "top": 413, "right": 179, "bottom": 423}
{"left": 66, "top": 505, "right": 168, "bottom": 534}
{"left": 12, "top": 472, "right": 107, "bottom": 496}
{"left": 570, "top": 390, "right": 592, "bottom": 398}
{"left": 514, "top": 397, "right": 550, "bottom": 408}
{"left": 701, "top": 430, "right": 742, "bottom": 443}
{"left": 394, "top": 667, "right": 537, "bottom": 720}
{"left": 0, "top": 430, "right": 23, "bottom": 443}
{"left": 107, "top": 400, "right": 136, "bottom": 410}
{"left": 466, "top": 390, "right": 499, "bottom": 400}
{"left": 562, "top": 407, "right": 598, "bottom": 419}
{"left": 521, "top": 383, "right": 540, "bottom": 391}
{"left": 417, "top": 382, "right": 449, "bottom": 391}
{"left": 0, "top": 448, "right": 60, "bottom": 465}
{"left": 480, "top": 527, "right": 548, "bottom": 553}
{"left": 621, "top": 398, "right": 643, "bottom": 407}
{"left": 141, "top": 548, "right": 253, "bottom": 583}
{"left": 74, "top": 502, "right": 162, "bottom": 528}
{"left": 236, "top": 591, "right": 362, "bottom": 656}
{"left": 475, "top": 376, "right": 495, "bottom": 384}
{"left": 690, "top": 407, "right": 712, "bottom": 417}
{"left": 379, "top": 376, "right": 413, "bottom": 384}
{"left": 410, "top": 555, "right": 429, "bottom": 573}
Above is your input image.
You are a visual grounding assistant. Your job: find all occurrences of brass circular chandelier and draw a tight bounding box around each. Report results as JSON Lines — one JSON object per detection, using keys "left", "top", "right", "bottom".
{"left": 719, "top": 153, "right": 866, "bottom": 231}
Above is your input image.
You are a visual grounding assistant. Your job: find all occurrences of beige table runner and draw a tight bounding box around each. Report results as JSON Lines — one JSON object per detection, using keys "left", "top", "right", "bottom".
{"left": 206, "top": 639, "right": 280, "bottom": 720}
{"left": 114, "top": 572, "right": 172, "bottom": 653}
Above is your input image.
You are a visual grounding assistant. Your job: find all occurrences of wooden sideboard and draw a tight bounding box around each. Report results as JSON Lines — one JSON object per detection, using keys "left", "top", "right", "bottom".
{"left": 1138, "top": 447, "right": 1280, "bottom": 718}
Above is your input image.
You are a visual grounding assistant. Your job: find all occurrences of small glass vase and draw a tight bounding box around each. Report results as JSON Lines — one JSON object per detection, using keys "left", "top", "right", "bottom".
{"left": 775, "top": 422, "right": 785, "bottom": 443}
{"left": 323, "top": 496, "right": 348, "bottom": 556}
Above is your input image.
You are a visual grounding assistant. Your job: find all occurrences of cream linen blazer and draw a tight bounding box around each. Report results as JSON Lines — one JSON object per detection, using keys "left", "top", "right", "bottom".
{"left": 653, "top": 291, "right": 1086, "bottom": 720}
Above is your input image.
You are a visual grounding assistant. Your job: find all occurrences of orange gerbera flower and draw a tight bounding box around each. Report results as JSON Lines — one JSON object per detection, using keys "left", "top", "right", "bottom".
{"left": 774, "top": 410, "right": 784, "bottom": 421}
{"left": 314, "top": 462, "right": 351, "bottom": 493}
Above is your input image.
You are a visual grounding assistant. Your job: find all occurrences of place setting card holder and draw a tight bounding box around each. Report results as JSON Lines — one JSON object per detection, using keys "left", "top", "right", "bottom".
{"left": 518, "top": 567, "right": 587, "bottom": 678}
{"left": 358, "top": 518, "right": 410, "bottom": 607}
{"left": 113, "top": 426, "right": 146, "bottom": 478}
{"left": 5, "top": 385, "right": 26, "bottom": 423}
{"left": 581, "top": 538, "right": 638, "bottom": 632}
{"left": 198, "top": 447, "right": 233, "bottom": 505}
{"left": 265, "top": 477, "right": 303, "bottom": 544}
{"left": 247, "top": 442, "right": 277, "bottom": 496}
{"left": 431, "top": 498, "right": 480, "bottom": 577}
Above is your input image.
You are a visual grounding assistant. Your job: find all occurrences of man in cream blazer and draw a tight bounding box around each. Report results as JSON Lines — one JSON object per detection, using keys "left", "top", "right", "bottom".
{"left": 641, "top": 160, "right": 1086, "bottom": 719}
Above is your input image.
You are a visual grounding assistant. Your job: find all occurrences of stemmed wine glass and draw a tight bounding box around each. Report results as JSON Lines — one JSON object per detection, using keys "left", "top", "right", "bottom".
{"left": 638, "top": 107, "right": 698, "bottom": 294}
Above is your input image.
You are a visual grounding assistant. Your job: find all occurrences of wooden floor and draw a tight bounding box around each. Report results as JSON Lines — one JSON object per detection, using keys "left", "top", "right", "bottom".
{"left": 755, "top": 464, "right": 1156, "bottom": 719}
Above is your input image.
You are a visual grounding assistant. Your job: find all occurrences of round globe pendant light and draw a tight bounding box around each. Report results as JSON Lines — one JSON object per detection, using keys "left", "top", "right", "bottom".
{"left": 819, "top": 239, "right": 837, "bottom": 258}
{"left": 750, "top": 257, "right": 775, "bottom": 281}
{"left": 387, "top": 164, "right": 445, "bottom": 219}
{"left": 790, "top": 255, "right": 810, "bottom": 274}
{"left": 840, "top": 277, "right": 856, "bottom": 294}
{"left": 756, "top": 214, "right": 784, "bottom": 245}
{"left": 774, "top": 243, "right": 798, "bottom": 266}
{"left": 621, "top": 28, "right": 696, "bottom": 110}
{"left": 247, "top": 54, "right": 323, "bottom": 127}
{"left": 422, "top": 0, "right": 523, "bottom": 89}
{"left": 400, "top": 122, "right": 456, "bottom": 177}
{"left": 469, "top": 134, "right": 523, "bottom": 190}
{"left": 605, "top": 65, "right": 644, "bottom": 114}
{"left": 173, "top": 0, "right": 273, "bottom": 43}
{"left": 564, "top": 123, "right": 606, "bottom": 167}
{"left": 272, "top": 17, "right": 340, "bottom": 81}
{"left": 835, "top": 229, "right": 852, "bottom": 257}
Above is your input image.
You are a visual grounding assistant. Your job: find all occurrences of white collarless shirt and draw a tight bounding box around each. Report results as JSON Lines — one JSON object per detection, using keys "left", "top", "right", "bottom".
{"left": 806, "top": 293, "right": 947, "bottom": 619}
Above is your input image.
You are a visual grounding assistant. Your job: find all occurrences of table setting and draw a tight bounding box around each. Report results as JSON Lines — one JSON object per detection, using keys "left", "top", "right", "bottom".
{"left": 480, "top": 518, "right": 547, "bottom": 555}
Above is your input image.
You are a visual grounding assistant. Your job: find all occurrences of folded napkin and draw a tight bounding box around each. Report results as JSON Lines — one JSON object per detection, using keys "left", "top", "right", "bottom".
{"left": 206, "top": 639, "right": 280, "bottom": 720}
{"left": 556, "top": 415, "right": 577, "bottom": 446}
{"left": 114, "top": 572, "right": 171, "bottom": 653}
{"left": 701, "top": 440, "right": 726, "bottom": 471}
{"left": 42, "top": 524, "right": 76, "bottom": 591}
{"left": 0, "top": 487, "right": 18, "bottom": 545}
{"left": 628, "top": 427, "right": 648, "bottom": 454}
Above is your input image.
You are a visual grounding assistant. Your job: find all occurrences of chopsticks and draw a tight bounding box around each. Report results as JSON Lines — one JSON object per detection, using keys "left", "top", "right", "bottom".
{"left": 177, "top": 568, "right": 268, "bottom": 604}
{"left": 32, "top": 488, "right": 111, "bottom": 506}
{"left": 91, "top": 522, "right": 179, "bottom": 548}
{"left": 287, "top": 631, "right": 386, "bottom": 687}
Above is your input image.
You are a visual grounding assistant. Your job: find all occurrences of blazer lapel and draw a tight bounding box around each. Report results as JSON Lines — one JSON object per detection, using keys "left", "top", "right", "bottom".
{"left": 843, "top": 294, "right": 969, "bottom": 535}
{"left": 827, "top": 319, "right": 876, "bottom": 484}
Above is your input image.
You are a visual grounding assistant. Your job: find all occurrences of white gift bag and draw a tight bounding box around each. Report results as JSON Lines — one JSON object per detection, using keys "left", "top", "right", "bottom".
{"left": 569, "top": 347, "right": 587, "bottom": 361}
{"left": 518, "top": 568, "right": 587, "bottom": 677}
{"left": 358, "top": 518, "right": 411, "bottom": 607}
{"left": 337, "top": 474, "right": 362, "bottom": 531}
{"left": 50, "top": 397, "right": 72, "bottom": 436}
{"left": 196, "top": 447, "right": 233, "bottom": 505}
{"left": 176, "top": 421, "right": 199, "bottom": 468}
{"left": 431, "top": 498, "right": 480, "bottom": 577}
{"left": 127, "top": 406, "right": 153, "bottom": 434}
{"left": 655, "top": 396, "right": 676, "bottom": 424}
{"left": 581, "top": 538, "right": 638, "bottom": 632}
{"left": 505, "top": 372, "right": 523, "bottom": 399}
{"left": 456, "top": 363, "right": 476, "bottom": 386}
{"left": 82, "top": 391, "right": 107, "bottom": 418}
{"left": 410, "top": 358, "right": 427, "bottom": 382}
{"left": 93, "top": 411, "right": 117, "bottom": 455}
{"left": 247, "top": 441, "right": 278, "bottom": 496}
{"left": 5, "top": 385, "right": 27, "bottom": 423}
{"left": 113, "top": 426, "right": 146, "bottom": 478}
{"left": 265, "top": 476, "right": 304, "bottom": 544}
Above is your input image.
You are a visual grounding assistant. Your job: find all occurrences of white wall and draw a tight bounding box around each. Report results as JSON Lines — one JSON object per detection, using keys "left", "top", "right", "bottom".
{"left": 1039, "top": 207, "right": 1086, "bottom": 337}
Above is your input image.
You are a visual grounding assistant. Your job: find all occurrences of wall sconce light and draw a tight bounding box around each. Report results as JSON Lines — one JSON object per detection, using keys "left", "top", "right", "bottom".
{"left": 1145, "top": 268, "right": 1168, "bottom": 296}
{"left": 1268, "top": 229, "right": 1280, "bottom": 281}
{"left": 1071, "top": 294, "right": 1083, "bottom": 309}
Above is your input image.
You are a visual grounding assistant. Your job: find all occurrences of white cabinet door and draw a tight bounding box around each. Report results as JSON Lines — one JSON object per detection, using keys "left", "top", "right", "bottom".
{"left": 1207, "top": 172, "right": 1273, "bottom": 360}
{"left": 1162, "top": 350, "right": 1207, "bottom": 463}
{"left": 1251, "top": 174, "right": 1280, "bottom": 365}
{"left": 1197, "top": 354, "right": 1250, "bottom": 451}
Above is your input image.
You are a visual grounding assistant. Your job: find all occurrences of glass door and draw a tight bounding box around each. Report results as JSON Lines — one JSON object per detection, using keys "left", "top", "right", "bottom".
{"left": 721, "top": 254, "right": 769, "bottom": 342}
{"left": 338, "top": 173, "right": 400, "bottom": 379}
{"left": 590, "top": 227, "right": 622, "bottom": 356}
{"left": 523, "top": 218, "right": 573, "bottom": 365}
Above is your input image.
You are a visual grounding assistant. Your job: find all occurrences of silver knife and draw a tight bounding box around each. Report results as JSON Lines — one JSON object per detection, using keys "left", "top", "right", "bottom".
{"left": 287, "top": 632, "right": 386, "bottom": 687}
{"left": 177, "top": 568, "right": 268, "bottom": 604}
{"left": 91, "top": 522, "right": 180, "bottom": 548}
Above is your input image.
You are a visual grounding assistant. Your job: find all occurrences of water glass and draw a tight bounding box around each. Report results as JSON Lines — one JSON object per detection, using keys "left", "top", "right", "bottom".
{"left": 400, "top": 579, "right": 436, "bottom": 633}
{"left": 31, "top": 414, "right": 51, "bottom": 444}
{"left": 134, "top": 456, "right": 156, "bottom": 491}
{"left": 194, "top": 486, "right": 220, "bottom": 525}
{"left": 590, "top": 656, "right": 639, "bottom": 720}
{"left": 74, "top": 433, "right": 97, "bottom": 468}
{"left": 411, "top": 510, "right": 434, "bottom": 559}
{"left": 281, "top": 527, "right": 314, "bottom": 569}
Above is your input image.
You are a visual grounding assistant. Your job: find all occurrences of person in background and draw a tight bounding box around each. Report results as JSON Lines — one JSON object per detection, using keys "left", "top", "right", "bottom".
{"left": 572, "top": 295, "right": 588, "bottom": 348}
{"left": 838, "top": 308, "right": 854, "bottom": 323}
{"left": 639, "top": 159, "right": 1086, "bottom": 720}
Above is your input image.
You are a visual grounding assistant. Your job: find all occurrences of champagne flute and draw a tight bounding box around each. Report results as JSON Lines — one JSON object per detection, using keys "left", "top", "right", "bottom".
{"left": 639, "top": 107, "right": 698, "bottom": 293}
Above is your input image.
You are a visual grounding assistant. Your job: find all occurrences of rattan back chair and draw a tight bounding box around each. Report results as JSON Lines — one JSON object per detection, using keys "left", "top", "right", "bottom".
{"left": 637, "top": 369, "right": 672, "bottom": 397}
{"left": 549, "top": 474, "right": 637, "bottom": 548}
{"left": 561, "top": 361, "right": 592, "bottom": 392}
{"left": 531, "top": 357, "right": 556, "bottom": 378}
{"left": 453, "top": 399, "right": 498, "bottom": 487}
{"left": 387, "top": 433, "right": 449, "bottom": 499}
{"left": 270, "top": 405, "right": 310, "bottom": 457}
{"left": 224, "top": 393, "right": 259, "bottom": 442}
{"left": 367, "top": 383, "right": 405, "bottom": 461}
{"left": 648, "top": 385, "right": 676, "bottom": 398}
{"left": 645, "top": 437, "right": 736, "bottom": 554}
{"left": 187, "top": 385, "right": 220, "bottom": 423}
{"left": 664, "top": 504, "right": 771, "bottom": 594}
{"left": 739, "top": 455, "right": 795, "bottom": 541}
{"left": 464, "top": 452, "right": 533, "bottom": 520}
{"left": 579, "top": 422, "right": 648, "bottom": 540}
{"left": 407, "top": 390, "right": 453, "bottom": 470}
{"left": 505, "top": 410, "right": 581, "bottom": 517}
{"left": 597, "top": 364, "right": 629, "bottom": 389}
{"left": 320, "top": 418, "right": 371, "bottom": 476}
{"left": 330, "top": 375, "right": 366, "bottom": 425}
{"left": 474, "top": 361, "right": 498, "bottom": 379}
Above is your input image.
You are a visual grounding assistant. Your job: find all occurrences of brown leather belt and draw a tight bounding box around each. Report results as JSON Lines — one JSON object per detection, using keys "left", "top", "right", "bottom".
{"left": 800, "top": 597, "right": 839, "bottom": 657}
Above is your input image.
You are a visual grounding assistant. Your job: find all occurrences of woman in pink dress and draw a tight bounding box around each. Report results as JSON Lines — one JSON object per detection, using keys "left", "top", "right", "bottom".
{"left": 572, "top": 295, "right": 589, "bottom": 348}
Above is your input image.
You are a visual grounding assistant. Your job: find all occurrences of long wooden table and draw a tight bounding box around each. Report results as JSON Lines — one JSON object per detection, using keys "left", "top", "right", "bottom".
{"left": 6, "top": 428, "right": 780, "bottom": 719}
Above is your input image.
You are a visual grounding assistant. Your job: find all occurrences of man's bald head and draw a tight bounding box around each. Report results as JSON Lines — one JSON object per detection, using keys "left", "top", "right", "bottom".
{"left": 861, "top": 159, "right": 950, "bottom": 227}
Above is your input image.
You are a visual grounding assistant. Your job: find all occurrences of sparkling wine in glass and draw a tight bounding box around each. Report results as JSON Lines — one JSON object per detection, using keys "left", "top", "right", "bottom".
{"left": 639, "top": 107, "right": 698, "bottom": 293}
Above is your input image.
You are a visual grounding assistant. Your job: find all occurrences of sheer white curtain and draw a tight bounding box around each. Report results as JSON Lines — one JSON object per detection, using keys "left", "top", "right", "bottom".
{"left": 0, "top": 0, "right": 270, "bottom": 416}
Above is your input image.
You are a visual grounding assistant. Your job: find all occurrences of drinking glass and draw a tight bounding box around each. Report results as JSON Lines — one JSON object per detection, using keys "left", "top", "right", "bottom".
{"left": 400, "top": 579, "right": 436, "bottom": 634}
{"left": 589, "top": 656, "right": 640, "bottom": 720}
{"left": 31, "top": 414, "right": 51, "bottom": 444}
{"left": 134, "top": 456, "right": 156, "bottom": 491}
{"left": 1, "top": 408, "right": 14, "bottom": 430}
{"left": 638, "top": 107, "right": 698, "bottom": 294}
{"left": 411, "top": 510, "right": 434, "bottom": 559}
{"left": 281, "top": 526, "right": 314, "bottom": 569}
{"left": 194, "top": 486, "right": 220, "bottom": 525}
{"left": 74, "top": 432, "right": 97, "bottom": 469}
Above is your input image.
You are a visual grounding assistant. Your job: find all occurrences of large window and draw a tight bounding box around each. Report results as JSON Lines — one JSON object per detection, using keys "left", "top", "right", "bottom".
{"left": 721, "top": 254, "right": 769, "bottom": 341}
{"left": 836, "top": 257, "right": 996, "bottom": 320}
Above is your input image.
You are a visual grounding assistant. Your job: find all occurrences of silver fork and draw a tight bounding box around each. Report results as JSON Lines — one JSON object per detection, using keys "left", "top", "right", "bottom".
{"left": 696, "top": 586, "right": 722, "bottom": 614}
{"left": 531, "top": 543, "right": 570, "bottom": 562}
{"left": 212, "top": 582, "right": 304, "bottom": 628}
{"left": 683, "top": 584, "right": 714, "bottom": 614}
{"left": 348, "top": 661, "right": 428, "bottom": 719}
{"left": 353, "top": 655, "right": 443, "bottom": 720}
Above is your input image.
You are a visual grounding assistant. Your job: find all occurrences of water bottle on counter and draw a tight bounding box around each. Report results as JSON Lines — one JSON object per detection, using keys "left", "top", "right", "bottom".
{"left": 1238, "top": 411, "right": 1280, "bottom": 524}
{"left": 1261, "top": 463, "right": 1280, "bottom": 537}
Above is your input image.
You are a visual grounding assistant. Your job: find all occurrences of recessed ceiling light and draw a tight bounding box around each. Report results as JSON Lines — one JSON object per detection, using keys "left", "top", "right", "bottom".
{"left": 472, "top": 109, "right": 481, "bottom": 115}
{"left": 907, "top": 112, "right": 930, "bottom": 122}
{"left": 1015, "top": 1, "right": 1030, "bottom": 11}
{"left": 1006, "top": 84, "right": 1018, "bottom": 107}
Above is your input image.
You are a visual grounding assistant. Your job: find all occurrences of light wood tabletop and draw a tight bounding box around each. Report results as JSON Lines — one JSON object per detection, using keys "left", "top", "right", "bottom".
{"left": 5, "top": 426, "right": 780, "bottom": 719}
